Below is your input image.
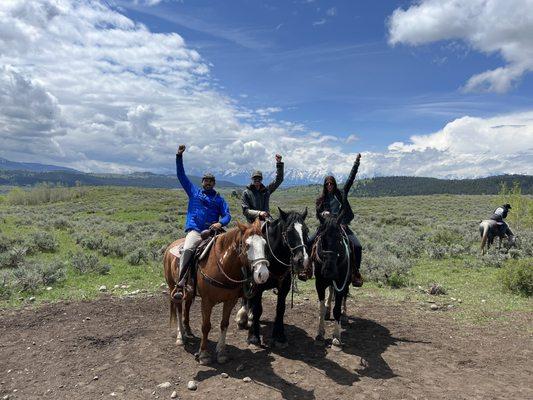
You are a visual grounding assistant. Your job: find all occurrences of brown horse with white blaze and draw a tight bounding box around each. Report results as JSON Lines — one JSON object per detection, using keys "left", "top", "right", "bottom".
{"left": 164, "top": 219, "right": 269, "bottom": 364}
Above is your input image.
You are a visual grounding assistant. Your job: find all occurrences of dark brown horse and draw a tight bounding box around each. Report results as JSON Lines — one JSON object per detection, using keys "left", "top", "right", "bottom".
{"left": 164, "top": 219, "right": 269, "bottom": 364}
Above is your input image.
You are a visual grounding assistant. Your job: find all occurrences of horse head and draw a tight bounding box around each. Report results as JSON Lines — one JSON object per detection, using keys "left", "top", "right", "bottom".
{"left": 316, "top": 214, "right": 345, "bottom": 281}
{"left": 237, "top": 219, "right": 270, "bottom": 284}
{"left": 277, "top": 207, "right": 310, "bottom": 274}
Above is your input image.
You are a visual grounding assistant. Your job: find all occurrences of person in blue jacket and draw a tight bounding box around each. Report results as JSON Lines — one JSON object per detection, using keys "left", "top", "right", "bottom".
{"left": 174, "top": 144, "right": 231, "bottom": 300}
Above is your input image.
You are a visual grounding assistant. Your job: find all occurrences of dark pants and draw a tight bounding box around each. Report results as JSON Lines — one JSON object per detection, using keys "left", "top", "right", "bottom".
{"left": 490, "top": 217, "right": 514, "bottom": 237}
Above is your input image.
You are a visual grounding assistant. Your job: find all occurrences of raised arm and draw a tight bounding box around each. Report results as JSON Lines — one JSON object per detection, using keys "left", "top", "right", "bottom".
{"left": 266, "top": 154, "right": 284, "bottom": 194}
{"left": 343, "top": 153, "right": 361, "bottom": 196}
{"left": 175, "top": 144, "right": 196, "bottom": 197}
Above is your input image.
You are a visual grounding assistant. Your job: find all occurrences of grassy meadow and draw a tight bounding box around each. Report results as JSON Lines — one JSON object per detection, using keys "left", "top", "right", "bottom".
{"left": 0, "top": 184, "right": 531, "bottom": 323}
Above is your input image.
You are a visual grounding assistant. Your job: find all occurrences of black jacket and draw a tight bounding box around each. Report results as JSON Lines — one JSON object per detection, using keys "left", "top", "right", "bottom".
{"left": 316, "top": 160, "right": 359, "bottom": 225}
{"left": 241, "top": 162, "right": 284, "bottom": 223}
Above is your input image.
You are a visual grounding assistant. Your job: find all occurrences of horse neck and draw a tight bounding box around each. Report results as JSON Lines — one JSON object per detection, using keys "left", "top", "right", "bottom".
{"left": 267, "top": 220, "right": 291, "bottom": 270}
{"left": 209, "top": 228, "right": 246, "bottom": 273}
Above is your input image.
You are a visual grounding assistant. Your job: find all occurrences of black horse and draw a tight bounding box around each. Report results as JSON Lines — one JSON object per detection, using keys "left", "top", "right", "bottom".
{"left": 235, "top": 208, "right": 309, "bottom": 347}
{"left": 312, "top": 214, "right": 351, "bottom": 347}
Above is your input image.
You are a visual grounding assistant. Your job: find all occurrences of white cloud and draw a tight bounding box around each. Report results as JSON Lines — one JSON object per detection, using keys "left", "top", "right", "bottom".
{"left": 312, "top": 19, "right": 326, "bottom": 26}
{"left": 0, "top": 0, "right": 531, "bottom": 181}
{"left": 345, "top": 134, "right": 359, "bottom": 144}
{"left": 326, "top": 7, "right": 337, "bottom": 17}
{"left": 388, "top": 0, "right": 533, "bottom": 93}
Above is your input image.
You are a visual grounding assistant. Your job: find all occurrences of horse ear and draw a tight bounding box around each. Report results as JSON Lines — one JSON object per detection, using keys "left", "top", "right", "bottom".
{"left": 236, "top": 221, "right": 248, "bottom": 233}
{"left": 302, "top": 207, "right": 308, "bottom": 220}
{"left": 278, "top": 207, "right": 287, "bottom": 221}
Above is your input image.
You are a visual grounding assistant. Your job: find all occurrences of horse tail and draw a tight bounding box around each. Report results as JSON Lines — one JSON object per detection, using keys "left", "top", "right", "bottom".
{"left": 480, "top": 220, "right": 490, "bottom": 254}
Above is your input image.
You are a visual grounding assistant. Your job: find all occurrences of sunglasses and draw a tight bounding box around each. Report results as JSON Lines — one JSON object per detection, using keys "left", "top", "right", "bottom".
{"left": 253, "top": 178, "right": 263, "bottom": 182}
{"left": 203, "top": 178, "right": 215, "bottom": 183}
{"left": 325, "top": 182, "right": 334, "bottom": 186}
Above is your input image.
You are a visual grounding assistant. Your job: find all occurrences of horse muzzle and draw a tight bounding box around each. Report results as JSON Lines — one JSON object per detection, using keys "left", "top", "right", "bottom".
{"left": 252, "top": 259, "right": 270, "bottom": 284}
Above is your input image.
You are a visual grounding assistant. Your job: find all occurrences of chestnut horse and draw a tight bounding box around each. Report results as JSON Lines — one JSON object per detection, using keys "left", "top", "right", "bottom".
{"left": 164, "top": 219, "right": 269, "bottom": 364}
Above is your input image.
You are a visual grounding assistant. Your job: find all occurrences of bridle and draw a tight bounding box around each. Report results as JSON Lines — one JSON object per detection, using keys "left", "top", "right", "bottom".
{"left": 264, "top": 220, "right": 306, "bottom": 267}
{"left": 313, "top": 226, "right": 350, "bottom": 293}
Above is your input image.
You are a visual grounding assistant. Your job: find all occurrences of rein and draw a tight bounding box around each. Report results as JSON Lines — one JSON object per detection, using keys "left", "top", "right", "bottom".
{"left": 313, "top": 227, "right": 350, "bottom": 293}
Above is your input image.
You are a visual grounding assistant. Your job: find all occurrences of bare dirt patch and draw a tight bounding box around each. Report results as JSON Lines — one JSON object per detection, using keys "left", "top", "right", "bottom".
{"left": 1, "top": 293, "right": 531, "bottom": 400}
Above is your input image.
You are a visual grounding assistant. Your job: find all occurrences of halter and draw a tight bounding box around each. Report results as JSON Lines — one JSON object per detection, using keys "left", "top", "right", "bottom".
{"left": 313, "top": 227, "right": 350, "bottom": 293}
{"left": 264, "top": 220, "right": 305, "bottom": 267}
{"left": 199, "top": 232, "right": 269, "bottom": 293}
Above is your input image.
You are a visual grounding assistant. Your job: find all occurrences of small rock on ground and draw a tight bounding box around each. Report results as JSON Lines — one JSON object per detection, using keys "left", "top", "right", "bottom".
{"left": 171, "top": 391, "right": 178, "bottom": 398}
{"left": 220, "top": 373, "right": 228, "bottom": 378}
{"left": 243, "top": 377, "right": 252, "bottom": 383}
{"left": 430, "top": 304, "right": 439, "bottom": 310}
{"left": 157, "top": 382, "right": 172, "bottom": 389}
{"left": 187, "top": 380, "right": 197, "bottom": 390}
{"left": 99, "top": 285, "right": 107, "bottom": 292}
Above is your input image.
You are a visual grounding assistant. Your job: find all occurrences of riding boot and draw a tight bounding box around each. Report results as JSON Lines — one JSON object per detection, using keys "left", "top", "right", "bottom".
{"left": 351, "top": 244, "right": 363, "bottom": 287}
{"left": 174, "top": 249, "right": 194, "bottom": 301}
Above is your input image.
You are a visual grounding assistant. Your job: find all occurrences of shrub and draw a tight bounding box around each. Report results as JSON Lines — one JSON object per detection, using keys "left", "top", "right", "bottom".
{"left": 384, "top": 271, "right": 409, "bottom": 289}
{"left": 12, "top": 264, "right": 43, "bottom": 293}
{"left": 6, "top": 183, "right": 87, "bottom": 206}
{"left": 126, "top": 248, "right": 148, "bottom": 265}
{"left": 0, "top": 246, "right": 27, "bottom": 269}
{"left": 0, "top": 271, "right": 12, "bottom": 300}
{"left": 40, "top": 260, "right": 66, "bottom": 285}
{"left": 78, "top": 235, "right": 103, "bottom": 250}
{"left": 30, "top": 231, "right": 59, "bottom": 252}
{"left": 53, "top": 217, "right": 71, "bottom": 230}
{"left": 0, "top": 234, "right": 12, "bottom": 253}
{"left": 70, "top": 251, "right": 109, "bottom": 275}
{"left": 498, "top": 260, "right": 533, "bottom": 297}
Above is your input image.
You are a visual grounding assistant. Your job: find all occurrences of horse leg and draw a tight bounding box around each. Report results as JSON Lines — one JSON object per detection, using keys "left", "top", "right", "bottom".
{"left": 341, "top": 291, "right": 348, "bottom": 324}
{"left": 272, "top": 275, "right": 291, "bottom": 347}
{"left": 175, "top": 301, "right": 185, "bottom": 346}
{"left": 217, "top": 297, "right": 238, "bottom": 364}
{"left": 315, "top": 278, "right": 327, "bottom": 342}
{"left": 332, "top": 290, "right": 344, "bottom": 347}
{"left": 324, "top": 285, "right": 333, "bottom": 320}
{"left": 247, "top": 290, "right": 263, "bottom": 346}
{"left": 235, "top": 297, "right": 249, "bottom": 330}
{"left": 183, "top": 295, "right": 194, "bottom": 338}
{"left": 199, "top": 299, "right": 214, "bottom": 365}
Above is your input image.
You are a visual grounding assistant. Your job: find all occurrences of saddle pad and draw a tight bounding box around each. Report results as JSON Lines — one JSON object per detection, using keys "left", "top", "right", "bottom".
{"left": 169, "top": 243, "right": 183, "bottom": 258}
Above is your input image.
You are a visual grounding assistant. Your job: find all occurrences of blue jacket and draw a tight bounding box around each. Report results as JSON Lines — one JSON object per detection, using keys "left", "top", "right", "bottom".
{"left": 176, "top": 155, "right": 231, "bottom": 232}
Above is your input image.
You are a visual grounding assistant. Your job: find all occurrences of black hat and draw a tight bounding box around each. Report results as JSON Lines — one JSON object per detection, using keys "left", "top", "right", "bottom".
{"left": 202, "top": 172, "right": 215, "bottom": 181}
{"left": 251, "top": 170, "right": 263, "bottom": 179}
{"left": 504, "top": 203, "right": 512, "bottom": 209}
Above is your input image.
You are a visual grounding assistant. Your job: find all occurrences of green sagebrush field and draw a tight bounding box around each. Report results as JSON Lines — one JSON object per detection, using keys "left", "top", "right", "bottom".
{"left": 0, "top": 185, "right": 531, "bottom": 323}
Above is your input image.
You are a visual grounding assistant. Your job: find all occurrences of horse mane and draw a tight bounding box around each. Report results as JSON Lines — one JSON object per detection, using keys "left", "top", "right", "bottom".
{"left": 319, "top": 215, "right": 341, "bottom": 235}
{"left": 217, "top": 219, "right": 263, "bottom": 249}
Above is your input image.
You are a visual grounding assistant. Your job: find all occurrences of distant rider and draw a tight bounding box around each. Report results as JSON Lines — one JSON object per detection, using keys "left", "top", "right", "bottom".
{"left": 306, "top": 153, "right": 363, "bottom": 286}
{"left": 241, "top": 154, "right": 284, "bottom": 222}
{"left": 490, "top": 203, "right": 514, "bottom": 238}
{"left": 174, "top": 144, "right": 231, "bottom": 300}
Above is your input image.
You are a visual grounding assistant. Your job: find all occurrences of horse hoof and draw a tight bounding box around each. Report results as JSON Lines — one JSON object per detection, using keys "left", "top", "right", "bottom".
{"left": 217, "top": 353, "right": 229, "bottom": 364}
{"left": 247, "top": 335, "right": 261, "bottom": 347}
{"left": 184, "top": 328, "right": 194, "bottom": 339}
{"left": 332, "top": 337, "right": 342, "bottom": 347}
{"left": 315, "top": 335, "right": 325, "bottom": 345}
{"left": 325, "top": 311, "right": 332, "bottom": 321}
{"left": 246, "top": 320, "right": 253, "bottom": 329}
{"left": 175, "top": 337, "right": 184, "bottom": 346}
{"left": 198, "top": 353, "right": 211, "bottom": 365}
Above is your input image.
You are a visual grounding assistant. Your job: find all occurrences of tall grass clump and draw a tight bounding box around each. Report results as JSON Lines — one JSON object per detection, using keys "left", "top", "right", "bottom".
{"left": 12, "top": 260, "right": 66, "bottom": 294}
{"left": 6, "top": 183, "right": 87, "bottom": 206}
{"left": 498, "top": 259, "right": 533, "bottom": 297}
{"left": 70, "top": 251, "right": 110, "bottom": 275}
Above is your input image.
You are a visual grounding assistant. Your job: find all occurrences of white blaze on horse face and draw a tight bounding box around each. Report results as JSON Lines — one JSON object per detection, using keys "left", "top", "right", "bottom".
{"left": 294, "top": 222, "right": 309, "bottom": 264}
{"left": 246, "top": 235, "right": 269, "bottom": 284}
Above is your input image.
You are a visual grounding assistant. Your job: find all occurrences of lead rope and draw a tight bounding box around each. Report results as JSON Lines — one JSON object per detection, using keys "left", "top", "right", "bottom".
{"left": 332, "top": 234, "right": 350, "bottom": 293}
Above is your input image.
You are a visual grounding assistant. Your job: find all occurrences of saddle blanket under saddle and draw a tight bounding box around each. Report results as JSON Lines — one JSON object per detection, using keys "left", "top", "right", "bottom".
{"left": 168, "top": 236, "right": 216, "bottom": 261}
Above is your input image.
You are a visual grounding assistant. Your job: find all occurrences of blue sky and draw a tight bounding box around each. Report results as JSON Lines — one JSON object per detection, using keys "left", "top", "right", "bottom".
{"left": 121, "top": 0, "right": 533, "bottom": 152}
{"left": 1, "top": 0, "right": 532, "bottom": 181}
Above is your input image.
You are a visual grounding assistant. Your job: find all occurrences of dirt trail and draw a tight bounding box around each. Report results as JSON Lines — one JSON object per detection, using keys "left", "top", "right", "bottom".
{"left": 1, "top": 293, "right": 531, "bottom": 400}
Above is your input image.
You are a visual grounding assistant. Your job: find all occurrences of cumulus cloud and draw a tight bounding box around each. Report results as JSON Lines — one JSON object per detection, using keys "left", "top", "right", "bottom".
{"left": 388, "top": 0, "right": 533, "bottom": 93}
{"left": 0, "top": 0, "right": 531, "bottom": 181}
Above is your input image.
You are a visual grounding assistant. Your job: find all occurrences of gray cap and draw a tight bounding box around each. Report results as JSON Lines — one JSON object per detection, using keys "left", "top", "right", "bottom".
{"left": 202, "top": 172, "right": 216, "bottom": 181}
{"left": 251, "top": 170, "right": 263, "bottom": 179}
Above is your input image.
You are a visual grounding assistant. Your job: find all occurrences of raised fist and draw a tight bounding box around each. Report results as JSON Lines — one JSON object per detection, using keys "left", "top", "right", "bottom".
{"left": 356, "top": 153, "right": 361, "bottom": 162}
{"left": 275, "top": 154, "right": 282, "bottom": 163}
{"left": 177, "top": 145, "right": 186, "bottom": 155}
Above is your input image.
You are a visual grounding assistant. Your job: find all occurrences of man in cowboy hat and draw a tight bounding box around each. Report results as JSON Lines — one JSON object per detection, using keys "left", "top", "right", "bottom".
{"left": 174, "top": 144, "right": 231, "bottom": 300}
{"left": 241, "top": 154, "right": 284, "bottom": 223}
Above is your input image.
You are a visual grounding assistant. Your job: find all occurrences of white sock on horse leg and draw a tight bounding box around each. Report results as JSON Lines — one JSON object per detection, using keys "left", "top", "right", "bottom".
{"left": 318, "top": 300, "right": 325, "bottom": 337}
{"left": 216, "top": 328, "right": 227, "bottom": 354}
